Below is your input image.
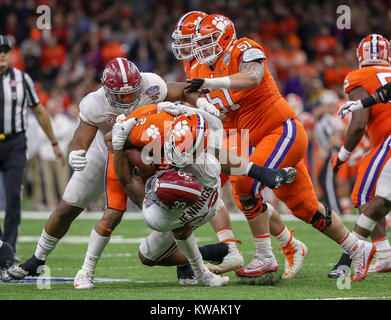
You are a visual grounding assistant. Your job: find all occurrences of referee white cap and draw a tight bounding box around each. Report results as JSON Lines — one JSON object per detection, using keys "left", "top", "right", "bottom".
{"left": 0, "top": 35, "right": 12, "bottom": 49}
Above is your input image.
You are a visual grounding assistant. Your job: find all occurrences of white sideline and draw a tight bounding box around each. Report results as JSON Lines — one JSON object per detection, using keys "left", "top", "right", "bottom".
{"left": 0, "top": 210, "right": 360, "bottom": 221}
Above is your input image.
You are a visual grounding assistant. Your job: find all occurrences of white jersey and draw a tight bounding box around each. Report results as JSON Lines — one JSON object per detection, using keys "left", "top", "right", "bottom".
{"left": 62, "top": 72, "right": 167, "bottom": 208}
{"left": 142, "top": 152, "right": 222, "bottom": 232}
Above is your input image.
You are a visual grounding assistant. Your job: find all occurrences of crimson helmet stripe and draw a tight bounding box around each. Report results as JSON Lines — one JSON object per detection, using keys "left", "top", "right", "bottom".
{"left": 159, "top": 182, "right": 201, "bottom": 197}
{"left": 116, "top": 58, "right": 129, "bottom": 85}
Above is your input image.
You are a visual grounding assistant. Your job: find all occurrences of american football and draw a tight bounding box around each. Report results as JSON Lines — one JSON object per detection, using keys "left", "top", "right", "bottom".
{"left": 155, "top": 170, "right": 201, "bottom": 209}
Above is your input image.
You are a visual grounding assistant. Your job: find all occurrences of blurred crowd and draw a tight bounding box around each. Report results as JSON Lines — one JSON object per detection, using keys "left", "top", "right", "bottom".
{"left": 0, "top": 0, "right": 389, "bottom": 213}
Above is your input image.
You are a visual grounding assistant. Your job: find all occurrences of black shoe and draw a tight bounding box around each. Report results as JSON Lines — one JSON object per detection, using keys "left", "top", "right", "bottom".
{"left": 177, "top": 264, "right": 197, "bottom": 285}
{"left": 199, "top": 242, "right": 229, "bottom": 264}
{"left": 6, "top": 255, "right": 45, "bottom": 280}
{"left": 328, "top": 252, "right": 352, "bottom": 278}
{"left": 273, "top": 167, "right": 297, "bottom": 189}
{"left": 0, "top": 242, "right": 15, "bottom": 269}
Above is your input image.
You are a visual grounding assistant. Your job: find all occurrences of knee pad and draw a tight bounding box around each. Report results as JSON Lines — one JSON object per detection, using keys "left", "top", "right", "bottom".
{"left": 237, "top": 194, "right": 267, "bottom": 220}
{"left": 310, "top": 205, "right": 332, "bottom": 232}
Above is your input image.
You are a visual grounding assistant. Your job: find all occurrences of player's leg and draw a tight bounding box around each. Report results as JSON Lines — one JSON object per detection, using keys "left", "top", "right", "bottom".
{"left": 329, "top": 142, "right": 391, "bottom": 277}
{"left": 235, "top": 120, "right": 308, "bottom": 278}
{"left": 74, "top": 152, "right": 128, "bottom": 289}
{"left": 205, "top": 191, "right": 244, "bottom": 274}
{"left": 5, "top": 140, "right": 106, "bottom": 281}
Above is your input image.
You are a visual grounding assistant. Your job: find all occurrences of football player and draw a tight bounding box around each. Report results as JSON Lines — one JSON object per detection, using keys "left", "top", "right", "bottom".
{"left": 172, "top": 11, "right": 309, "bottom": 280}
{"left": 328, "top": 34, "right": 391, "bottom": 276}
{"left": 3, "top": 57, "right": 226, "bottom": 285}
{"left": 184, "top": 14, "right": 375, "bottom": 281}
{"left": 108, "top": 101, "right": 294, "bottom": 286}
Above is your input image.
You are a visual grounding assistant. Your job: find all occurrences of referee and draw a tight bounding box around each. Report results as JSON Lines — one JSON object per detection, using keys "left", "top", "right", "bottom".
{"left": 0, "top": 35, "right": 66, "bottom": 260}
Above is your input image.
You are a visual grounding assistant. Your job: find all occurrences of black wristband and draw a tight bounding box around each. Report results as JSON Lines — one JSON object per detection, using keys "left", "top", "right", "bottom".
{"left": 361, "top": 94, "right": 377, "bottom": 108}
{"left": 51, "top": 142, "right": 58, "bottom": 147}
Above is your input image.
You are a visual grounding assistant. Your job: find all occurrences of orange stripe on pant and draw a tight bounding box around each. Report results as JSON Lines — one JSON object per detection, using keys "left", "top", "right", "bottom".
{"left": 105, "top": 152, "right": 128, "bottom": 212}
{"left": 234, "top": 118, "right": 319, "bottom": 223}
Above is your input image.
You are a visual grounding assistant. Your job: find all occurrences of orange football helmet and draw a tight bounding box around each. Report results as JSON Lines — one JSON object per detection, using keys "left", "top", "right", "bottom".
{"left": 164, "top": 113, "right": 209, "bottom": 167}
{"left": 356, "top": 34, "right": 391, "bottom": 67}
{"left": 193, "top": 14, "right": 236, "bottom": 65}
{"left": 171, "top": 11, "right": 207, "bottom": 61}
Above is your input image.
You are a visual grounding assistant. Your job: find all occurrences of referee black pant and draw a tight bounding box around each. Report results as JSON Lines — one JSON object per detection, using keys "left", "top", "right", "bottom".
{"left": 0, "top": 132, "right": 26, "bottom": 253}
{"left": 318, "top": 151, "right": 343, "bottom": 216}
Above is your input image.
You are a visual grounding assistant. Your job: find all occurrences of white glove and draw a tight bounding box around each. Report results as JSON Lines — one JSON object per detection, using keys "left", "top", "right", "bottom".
{"left": 196, "top": 97, "right": 220, "bottom": 117}
{"left": 157, "top": 101, "right": 186, "bottom": 116}
{"left": 68, "top": 150, "right": 87, "bottom": 171}
{"left": 338, "top": 100, "right": 363, "bottom": 119}
{"left": 112, "top": 117, "right": 137, "bottom": 150}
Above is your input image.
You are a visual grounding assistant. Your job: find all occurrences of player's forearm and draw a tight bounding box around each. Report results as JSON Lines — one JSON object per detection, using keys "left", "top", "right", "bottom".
{"left": 113, "top": 149, "right": 133, "bottom": 187}
{"left": 361, "top": 82, "right": 391, "bottom": 107}
{"left": 68, "top": 121, "right": 97, "bottom": 152}
{"left": 343, "top": 125, "right": 365, "bottom": 152}
{"left": 201, "top": 72, "right": 259, "bottom": 91}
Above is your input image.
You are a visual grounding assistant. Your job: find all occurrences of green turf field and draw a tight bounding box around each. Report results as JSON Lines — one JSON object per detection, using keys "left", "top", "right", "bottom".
{"left": 1, "top": 214, "right": 391, "bottom": 300}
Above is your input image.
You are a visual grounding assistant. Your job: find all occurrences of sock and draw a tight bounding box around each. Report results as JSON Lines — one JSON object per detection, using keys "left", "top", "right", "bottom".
{"left": 199, "top": 242, "right": 229, "bottom": 262}
{"left": 338, "top": 231, "right": 359, "bottom": 256}
{"left": 81, "top": 227, "right": 111, "bottom": 274}
{"left": 274, "top": 226, "right": 292, "bottom": 247}
{"left": 34, "top": 229, "right": 60, "bottom": 261}
{"left": 254, "top": 233, "right": 273, "bottom": 256}
{"left": 0, "top": 240, "right": 3, "bottom": 248}
{"left": 216, "top": 228, "right": 238, "bottom": 251}
{"left": 373, "top": 237, "right": 391, "bottom": 251}
{"left": 246, "top": 163, "right": 279, "bottom": 188}
{"left": 175, "top": 234, "right": 207, "bottom": 279}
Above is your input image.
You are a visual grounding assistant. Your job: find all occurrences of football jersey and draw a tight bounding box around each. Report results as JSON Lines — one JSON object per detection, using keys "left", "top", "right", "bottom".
{"left": 143, "top": 152, "right": 221, "bottom": 232}
{"left": 344, "top": 66, "right": 391, "bottom": 148}
{"left": 189, "top": 37, "right": 297, "bottom": 146}
{"left": 78, "top": 72, "right": 168, "bottom": 150}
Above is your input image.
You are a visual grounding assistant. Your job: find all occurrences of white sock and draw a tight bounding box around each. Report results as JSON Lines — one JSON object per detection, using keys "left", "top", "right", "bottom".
{"left": 254, "top": 234, "right": 273, "bottom": 256}
{"left": 81, "top": 227, "right": 111, "bottom": 274}
{"left": 275, "top": 226, "right": 292, "bottom": 246}
{"left": 34, "top": 229, "right": 60, "bottom": 261}
{"left": 175, "top": 234, "right": 207, "bottom": 279}
{"left": 216, "top": 228, "right": 238, "bottom": 251}
{"left": 338, "top": 231, "right": 359, "bottom": 256}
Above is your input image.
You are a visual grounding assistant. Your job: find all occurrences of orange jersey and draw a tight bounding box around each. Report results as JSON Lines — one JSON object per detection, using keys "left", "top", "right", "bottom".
{"left": 344, "top": 65, "right": 391, "bottom": 148}
{"left": 125, "top": 104, "right": 174, "bottom": 149}
{"left": 189, "top": 37, "right": 297, "bottom": 146}
{"left": 182, "top": 59, "right": 198, "bottom": 80}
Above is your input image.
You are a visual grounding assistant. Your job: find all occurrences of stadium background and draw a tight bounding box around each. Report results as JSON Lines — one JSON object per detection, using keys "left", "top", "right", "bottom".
{"left": 0, "top": 0, "right": 390, "bottom": 214}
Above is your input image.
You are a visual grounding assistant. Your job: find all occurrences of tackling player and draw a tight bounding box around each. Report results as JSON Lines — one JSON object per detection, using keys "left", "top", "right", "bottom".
{"left": 172, "top": 11, "right": 309, "bottom": 280}
{"left": 329, "top": 35, "right": 391, "bottom": 276}
{"left": 3, "top": 57, "right": 228, "bottom": 284}
{"left": 184, "top": 14, "right": 375, "bottom": 281}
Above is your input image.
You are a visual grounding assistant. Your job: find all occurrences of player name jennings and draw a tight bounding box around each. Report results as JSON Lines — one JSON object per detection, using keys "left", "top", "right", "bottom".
{"left": 150, "top": 304, "right": 242, "bottom": 317}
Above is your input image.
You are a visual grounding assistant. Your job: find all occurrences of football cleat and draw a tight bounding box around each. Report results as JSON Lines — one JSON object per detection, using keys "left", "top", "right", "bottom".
{"left": 177, "top": 264, "right": 197, "bottom": 285}
{"left": 74, "top": 269, "right": 95, "bottom": 289}
{"left": 205, "top": 241, "right": 244, "bottom": 274}
{"left": 6, "top": 255, "right": 45, "bottom": 280}
{"left": 327, "top": 252, "right": 352, "bottom": 278}
{"left": 368, "top": 249, "right": 391, "bottom": 273}
{"left": 198, "top": 270, "right": 230, "bottom": 287}
{"left": 350, "top": 240, "right": 376, "bottom": 281}
{"left": 0, "top": 241, "right": 16, "bottom": 269}
{"left": 280, "top": 230, "right": 308, "bottom": 279}
{"left": 236, "top": 253, "right": 278, "bottom": 277}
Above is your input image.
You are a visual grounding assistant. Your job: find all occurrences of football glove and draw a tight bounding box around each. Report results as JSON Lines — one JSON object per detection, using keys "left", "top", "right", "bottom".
{"left": 337, "top": 100, "right": 363, "bottom": 119}
{"left": 112, "top": 116, "right": 137, "bottom": 151}
{"left": 68, "top": 150, "right": 87, "bottom": 171}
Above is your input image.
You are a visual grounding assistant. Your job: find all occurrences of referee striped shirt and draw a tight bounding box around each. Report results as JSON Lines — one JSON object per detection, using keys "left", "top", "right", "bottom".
{"left": 0, "top": 67, "right": 40, "bottom": 135}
